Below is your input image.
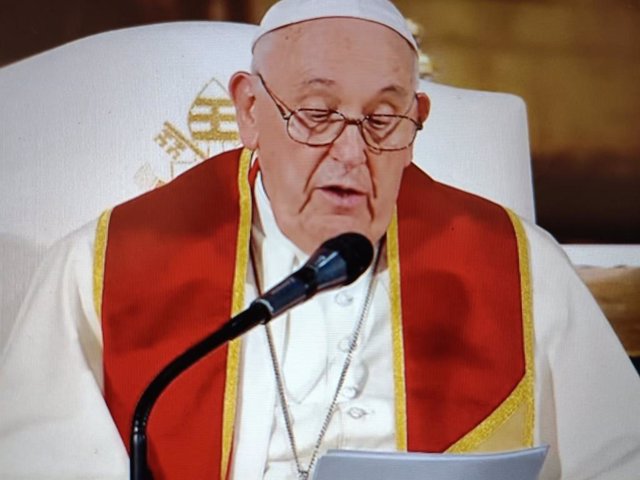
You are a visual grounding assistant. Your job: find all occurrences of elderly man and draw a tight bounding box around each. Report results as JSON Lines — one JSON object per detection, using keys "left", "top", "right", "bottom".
{"left": 1, "top": 0, "right": 639, "bottom": 479}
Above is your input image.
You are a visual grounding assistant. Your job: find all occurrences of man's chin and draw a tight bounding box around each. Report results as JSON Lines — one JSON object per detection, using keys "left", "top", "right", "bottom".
{"left": 278, "top": 212, "right": 378, "bottom": 254}
{"left": 304, "top": 217, "right": 375, "bottom": 251}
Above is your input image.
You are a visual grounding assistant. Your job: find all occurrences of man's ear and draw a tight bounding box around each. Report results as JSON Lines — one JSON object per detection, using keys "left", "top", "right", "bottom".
{"left": 404, "top": 92, "right": 431, "bottom": 168}
{"left": 416, "top": 92, "right": 431, "bottom": 124}
{"left": 229, "top": 71, "right": 259, "bottom": 149}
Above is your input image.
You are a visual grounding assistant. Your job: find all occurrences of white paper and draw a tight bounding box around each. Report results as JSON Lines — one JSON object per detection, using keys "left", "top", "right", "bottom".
{"left": 312, "top": 446, "right": 549, "bottom": 480}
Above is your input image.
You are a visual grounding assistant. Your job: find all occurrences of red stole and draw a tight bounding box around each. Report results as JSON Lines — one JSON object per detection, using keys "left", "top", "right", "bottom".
{"left": 98, "top": 147, "right": 531, "bottom": 480}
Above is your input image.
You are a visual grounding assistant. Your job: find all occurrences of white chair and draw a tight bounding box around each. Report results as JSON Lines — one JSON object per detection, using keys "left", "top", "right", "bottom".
{"left": 0, "top": 21, "right": 535, "bottom": 349}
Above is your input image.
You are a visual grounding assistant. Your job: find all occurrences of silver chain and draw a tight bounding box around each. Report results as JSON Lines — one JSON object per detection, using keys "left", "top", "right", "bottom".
{"left": 252, "top": 241, "right": 383, "bottom": 480}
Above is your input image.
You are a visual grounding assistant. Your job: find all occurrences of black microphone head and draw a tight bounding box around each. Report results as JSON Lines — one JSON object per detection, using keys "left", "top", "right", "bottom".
{"left": 262, "top": 232, "right": 375, "bottom": 316}
{"left": 319, "top": 232, "right": 374, "bottom": 285}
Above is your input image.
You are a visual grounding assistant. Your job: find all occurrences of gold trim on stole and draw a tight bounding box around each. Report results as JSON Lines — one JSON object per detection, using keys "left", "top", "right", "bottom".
{"left": 446, "top": 208, "right": 535, "bottom": 453}
{"left": 388, "top": 210, "right": 408, "bottom": 451}
{"left": 508, "top": 209, "right": 535, "bottom": 447}
{"left": 221, "top": 148, "right": 253, "bottom": 479}
{"left": 93, "top": 209, "right": 112, "bottom": 319}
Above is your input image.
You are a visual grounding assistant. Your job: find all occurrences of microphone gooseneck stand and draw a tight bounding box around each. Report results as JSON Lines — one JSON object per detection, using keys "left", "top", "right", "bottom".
{"left": 129, "top": 232, "right": 374, "bottom": 480}
{"left": 130, "top": 301, "right": 271, "bottom": 480}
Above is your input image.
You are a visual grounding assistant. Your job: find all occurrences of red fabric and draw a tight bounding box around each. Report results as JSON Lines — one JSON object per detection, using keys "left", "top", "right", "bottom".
{"left": 398, "top": 167, "right": 524, "bottom": 452}
{"left": 101, "top": 148, "right": 524, "bottom": 478}
{"left": 102, "top": 149, "right": 243, "bottom": 479}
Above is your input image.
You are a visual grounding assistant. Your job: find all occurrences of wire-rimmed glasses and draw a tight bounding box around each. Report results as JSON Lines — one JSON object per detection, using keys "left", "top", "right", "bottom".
{"left": 256, "top": 73, "right": 423, "bottom": 152}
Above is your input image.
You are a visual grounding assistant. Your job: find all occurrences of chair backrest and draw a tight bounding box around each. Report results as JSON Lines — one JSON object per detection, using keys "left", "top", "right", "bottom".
{"left": 0, "top": 21, "right": 534, "bottom": 347}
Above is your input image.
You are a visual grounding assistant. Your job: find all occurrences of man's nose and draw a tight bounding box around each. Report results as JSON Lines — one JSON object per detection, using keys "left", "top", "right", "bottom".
{"left": 329, "top": 122, "right": 368, "bottom": 167}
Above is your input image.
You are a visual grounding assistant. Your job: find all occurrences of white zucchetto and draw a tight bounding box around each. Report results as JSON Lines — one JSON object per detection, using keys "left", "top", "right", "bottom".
{"left": 252, "top": 0, "right": 418, "bottom": 53}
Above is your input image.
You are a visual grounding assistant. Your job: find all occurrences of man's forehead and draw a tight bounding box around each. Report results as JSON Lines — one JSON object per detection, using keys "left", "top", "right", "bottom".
{"left": 252, "top": 0, "right": 418, "bottom": 54}
{"left": 257, "top": 17, "right": 412, "bottom": 55}
{"left": 256, "top": 20, "right": 417, "bottom": 99}
{"left": 254, "top": 18, "right": 418, "bottom": 102}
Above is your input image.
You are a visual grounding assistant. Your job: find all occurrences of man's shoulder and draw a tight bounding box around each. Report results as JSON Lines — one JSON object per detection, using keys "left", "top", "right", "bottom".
{"left": 400, "top": 165, "right": 577, "bottom": 276}
{"left": 401, "top": 163, "right": 510, "bottom": 220}
{"left": 399, "top": 164, "right": 519, "bottom": 243}
{"left": 516, "top": 215, "right": 572, "bottom": 267}
{"left": 101, "top": 147, "right": 247, "bottom": 239}
{"left": 43, "top": 216, "right": 99, "bottom": 268}
{"left": 113, "top": 147, "right": 245, "bottom": 213}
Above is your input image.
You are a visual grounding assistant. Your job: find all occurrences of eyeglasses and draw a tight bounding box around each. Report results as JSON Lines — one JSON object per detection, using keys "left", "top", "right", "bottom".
{"left": 256, "top": 74, "right": 423, "bottom": 152}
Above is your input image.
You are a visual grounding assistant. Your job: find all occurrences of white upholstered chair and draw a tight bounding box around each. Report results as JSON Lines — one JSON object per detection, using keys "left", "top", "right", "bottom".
{"left": 0, "top": 21, "right": 535, "bottom": 350}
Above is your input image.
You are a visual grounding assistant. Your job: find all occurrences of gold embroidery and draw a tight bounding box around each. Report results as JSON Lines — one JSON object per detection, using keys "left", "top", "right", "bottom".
{"left": 144, "top": 77, "right": 242, "bottom": 189}
{"left": 188, "top": 77, "right": 240, "bottom": 144}
{"left": 154, "top": 122, "right": 190, "bottom": 160}
{"left": 507, "top": 209, "right": 535, "bottom": 447}
{"left": 93, "top": 209, "right": 112, "bottom": 320}
{"left": 447, "top": 377, "right": 529, "bottom": 453}
{"left": 472, "top": 397, "right": 530, "bottom": 452}
{"left": 388, "top": 211, "right": 408, "bottom": 451}
{"left": 189, "top": 97, "right": 239, "bottom": 142}
{"left": 447, "top": 208, "right": 535, "bottom": 452}
{"left": 221, "top": 148, "right": 253, "bottom": 479}
{"left": 154, "top": 121, "right": 208, "bottom": 177}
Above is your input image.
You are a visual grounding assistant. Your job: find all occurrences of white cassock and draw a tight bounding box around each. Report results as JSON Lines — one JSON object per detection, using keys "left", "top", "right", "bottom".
{"left": 1, "top": 174, "right": 639, "bottom": 480}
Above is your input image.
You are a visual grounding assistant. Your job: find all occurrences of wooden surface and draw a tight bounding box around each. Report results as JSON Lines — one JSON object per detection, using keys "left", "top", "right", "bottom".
{"left": 578, "top": 267, "right": 640, "bottom": 356}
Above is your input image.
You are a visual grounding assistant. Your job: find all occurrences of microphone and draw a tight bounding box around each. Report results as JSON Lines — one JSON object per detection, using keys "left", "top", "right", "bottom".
{"left": 253, "top": 232, "right": 374, "bottom": 318}
{"left": 130, "top": 232, "right": 374, "bottom": 480}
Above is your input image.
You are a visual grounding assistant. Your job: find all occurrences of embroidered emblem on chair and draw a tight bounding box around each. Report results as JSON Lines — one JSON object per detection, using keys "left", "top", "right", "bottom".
{"left": 135, "top": 77, "right": 241, "bottom": 189}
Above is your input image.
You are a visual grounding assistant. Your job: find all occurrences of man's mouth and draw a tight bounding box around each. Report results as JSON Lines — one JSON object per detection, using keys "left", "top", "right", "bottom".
{"left": 318, "top": 185, "right": 367, "bottom": 208}
{"left": 324, "top": 185, "right": 361, "bottom": 196}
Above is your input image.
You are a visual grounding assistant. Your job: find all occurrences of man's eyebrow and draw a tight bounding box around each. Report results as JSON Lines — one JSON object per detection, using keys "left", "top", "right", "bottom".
{"left": 298, "top": 79, "right": 409, "bottom": 96}
{"left": 293, "top": 78, "right": 412, "bottom": 107}
{"left": 379, "top": 84, "right": 410, "bottom": 97}
{"left": 298, "top": 77, "right": 337, "bottom": 88}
